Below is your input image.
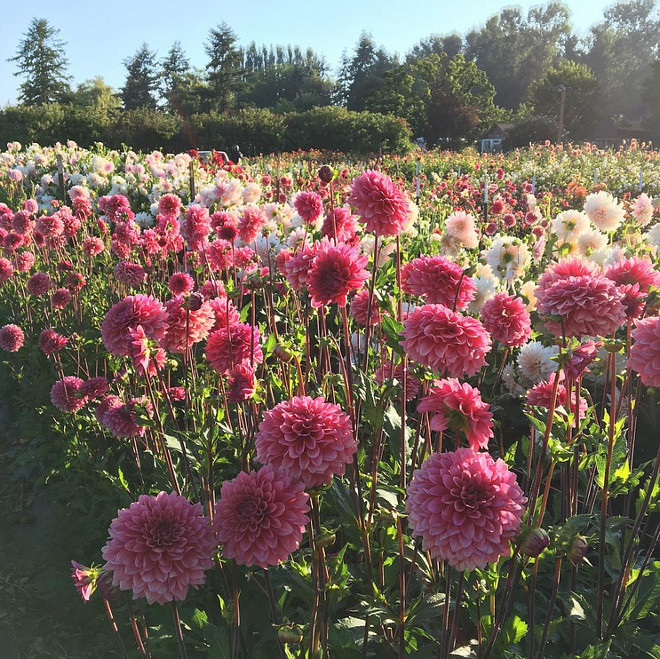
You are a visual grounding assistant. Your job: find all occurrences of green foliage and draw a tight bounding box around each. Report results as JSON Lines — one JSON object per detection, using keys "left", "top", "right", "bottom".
{"left": 121, "top": 43, "right": 160, "bottom": 110}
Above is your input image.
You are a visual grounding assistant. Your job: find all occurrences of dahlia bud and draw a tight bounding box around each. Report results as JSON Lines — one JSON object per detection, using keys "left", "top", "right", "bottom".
{"left": 567, "top": 535, "right": 589, "bottom": 564}
{"left": 185, "top": 292, "right": 204, "bottom": 311}
{"left": 278, "top": 624, "right": 304, "bottom": 644}
{"left": 97, "top": 569, "right": 121, "bottom": 600}
{"left": 314, "top": 529, "right": 336, "bottom": 549}
{"left": 520, "top": 527, "right": 550, "bottom": 557}
{"left": 273, "top": 344, "right": 294, "bottom": 363}
{"left": 318, "top": 165, "right": 334, "bottom": 184}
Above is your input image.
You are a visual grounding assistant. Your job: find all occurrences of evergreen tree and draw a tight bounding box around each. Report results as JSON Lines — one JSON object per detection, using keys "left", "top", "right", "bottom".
{"left": 121, "top": 44, "right": 160, "bottom": 110}
{"left": 161, "top": 41, "right": 191, "bottom": 111}
{"left": 204, "top": 23, "right": 242, "bottom": 112}
{"left": 9, "top": 18, "right": 71, "bottom": 105}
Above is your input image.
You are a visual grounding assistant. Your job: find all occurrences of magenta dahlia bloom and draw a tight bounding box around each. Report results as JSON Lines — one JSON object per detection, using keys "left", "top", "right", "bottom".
{"left": 181, "top": 205, "right": 211, "bottom": 250}
{"left": 284, "top": 243, "right": 319, "bottom": 292}
{"left": 227, "top": 363, "right": 256, "bottom": 402}
{"left": 536, "top": 273, "right": 625, "bottom": 338}
{"left": 206, "top": 322, "right": 263, "bottom": 374}
{"left": 348, "top": 170, "right": 410, "bottom": 236}
{"left": 629, "top": 317, "right": 660, "bottom": 386}
{"left": 39, "top": 328, "right": 68, "bottom": 356}
{"left": 349, "top": 289, "right": 382, "bottom": 326}
{"left": 82, "top": 236, "right": 105, "bottom": 258}
{"left": 0, "top": 257, "right": 14, "bottom": 284}
{"left": 161, "top": 295, "right": 215, "bottom": 353}
{"left": 51, "top": 376, "right": 87, "bottom": 413}
{"left": 27, "top": 272, "right": 53, "bottom": 296}
{"left": 208, "top": 296, "right": 240, "bottom": 333}
{"left": 238, "top": 206, "right": 266, "bottom": 243}
{"left": 101, "top": 295, "right": 169, "bottom": 357}
{"left": 102, "top": 492, "right": 216, "bottom": 605}
{"left": 113, "top": 261, "right": 146, "bottom": 288}
{"left": 168, "top": 272, "right": 195, "bottom": 296}
{"left": 321, "top": 207, "right": 358, "bottom": 242}
{"left": 536, "top": 258, "right": 599, "bottom": 298}
{"left": 564, "top": 340, "right": 601, "bottom": 380}
{"left": 158, "top": 194, "right": 182, "bottom": 219}
{"left": 50, "top": 287, "right": 72, "bottom": 310}
{"left": 402, "top": 304, "right": 491, "bottom": 377}
{"left": 406, "top": 448, "right": 526, "bottom": 571}
{"left": 256, "top": 396, "right": 356, "bottom": 488}
{"left": 480, "top": 293, "right": 531, "bottom": 348}
{"left": 213, "top": 465, "right": 310, "bottom": 568}
{"left": 14, "top": 251, "right": 35, "bottom": 273}
{"left": 418, "top": 378, "right": 493, "bottom": 451}
{"left": 306, "top": 240, "right": 369, "bottom": 308}
{"left": 402, "top": 256, "right": 476, "bottom": 310}
{"left": 294, "top": 191, "right": 324, "bottom": 225}
{"left": 0, "top": 324, "right": 24, "bottom": 352}
{"left": 526, "top": 373, "right": 588, "bottom": 419}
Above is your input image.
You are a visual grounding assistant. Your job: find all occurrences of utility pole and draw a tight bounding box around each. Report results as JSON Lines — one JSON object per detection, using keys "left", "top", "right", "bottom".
{"left": 556, "top": 84, "right": 566, "bottom": 143}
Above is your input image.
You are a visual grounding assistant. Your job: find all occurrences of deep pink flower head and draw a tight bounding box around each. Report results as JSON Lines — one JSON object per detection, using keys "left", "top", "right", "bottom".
{"left": 406, "top": 448, "right": 526, "bottom": 571}
{"left": 161, "top": 295, "right": 215, "bottom": 353}
{"left": 256, "top": 396, "right": 356, "bottom": 488}
{"left": 182, "top": 205, "right": 211, "bottom": 250}
{"left": 50, "top": 287, "right": 72, "bottom": 310}
{"left": 402, "top": 255, "right": 476, "bottom": 310}
{"left": 227, "top": 363, "right": 257, "bottom": 402}
{"left": 39, "top": 328, "right": 68, "bottom": 356}
{"left": 14, "top": 251, "right": 35, "bottom": 273}
{"left": 321, "top": 206, "right": 358, "bottom": 242}
{"left": 0, "top": 257, "right": 14, "bottom": 284}
{"left": 418, "top": 378, "right": 493, "bottom": 451}
{"left": 95, "top": 395, "right": 122, "bottom": 424}
{"left": 83, "top": 236, "right": 105, "bottom": 258}
{"left": 27, "top": 272, "right": 53, "bottom": 296}
{"left": 564, "top": 340, "right": 601, "bottom": 380}
{"left": 213, "top": 465, "right": 309, "bottom": 568}
{"left": 101, "top": 295, "right": 169, "bottom": 357}
{"left": 535, "top": 258, "right": 599, "bottom": 298}
{"left": 350, "top": 289, "right": 382, "bottom": 326}
{"left": 284, "top": 243, "right": 319, "bottom": 292}
{"left": 629, "top": 317, "right": 660, "bottom": 386}
{"left": 605, "top": 257, "right": 660, "bottom": 319}
{"left": 158, "top": 194, "right": 182, "bottom": 219}
{"left": 206, "top": 239, "right": 234, "bottom": 271}
{"left": 238, "top": 206, "right": 266, "bottom": 243}
{"left": 402, "top": 304, "right": 491, "bottom": 377}
{"left": 102, "top": 492, "right": 216, "bottom": 605}
{"left": 294, "top": 192, "right": 324, "bottom": 225}
{"left": 168, "top": 272, "right": 195, "bottom": 296}
{"left": 79, "top": 377, "right": 109, "bottom": 400}
{"left": 113, "top": 261, "right": 146, "bottom": 288}
{"left": 102, "top": 400, "right": 147, "bottom": 437}
{"left": 51, "top": 376, "right": 87, "bottom": 413}
{"left": 129, "top": 325, "right": 167, "bottom": 376}
{"left": 526, "top": 373, "right": 587, "bottom": 419}
{"left": 208, "top": 296, "right": 240, "bottom": 332}
{"left": 12, "top": 210, "right": 32, "bottom": 235}
{"left": 0, "top": 324, "right": 24, "bottom": 352}
{"left": 70, "top": 561, "right": 96, "bottom": 602}
{"left": 348, "top": 170, "right": 410, "bottom": 236}
{"left": 206, "top": 322, "right": 263, "bottom": 374}
{"left": 198, "top": 279, "right": 226, "bottom": 300}
{"left": 36, "top": 214, "right": 65, "bottom": 238}
{"left": 306, "top": 240, "right": 369, "bottom": 308}
{"left": 480, "top": 293, "right": 531, "bottom": 348}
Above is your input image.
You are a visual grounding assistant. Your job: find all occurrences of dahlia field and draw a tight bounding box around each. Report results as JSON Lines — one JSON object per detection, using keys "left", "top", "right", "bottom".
{"left": 1, "top": 140, "right": 660, "bottom": 658}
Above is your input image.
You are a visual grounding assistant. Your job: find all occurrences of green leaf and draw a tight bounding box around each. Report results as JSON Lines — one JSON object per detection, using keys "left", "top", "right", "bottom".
{"left": 381, "top": 315, "right": 404, "bottom": 356}
{"left": 578, "top": 639, "right": 612, "bottom": 659}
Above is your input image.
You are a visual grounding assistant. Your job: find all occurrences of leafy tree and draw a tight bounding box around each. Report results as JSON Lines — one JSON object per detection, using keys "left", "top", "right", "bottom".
{"left": 465, "top": 2, "right": 571, "bottom": 109}
{"left": 407, "top": 33, "right": 464, "bottom": 62}
{"left": 69, "top": 77, "right": 121, "bottom": 112}
{"left": 8, "top": 18, "right": 71, "bottom": 105}
{"left": 527, "top": 60, "right": 599, "bottom": 140}
{"left": 121, "top": 44, "right": 160, "bottom": 110}
{"left": 204, "top": 22, "right": 242, "bottom": 112}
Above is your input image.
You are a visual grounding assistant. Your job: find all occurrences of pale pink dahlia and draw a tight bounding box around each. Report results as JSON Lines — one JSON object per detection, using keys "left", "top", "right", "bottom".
{"left": 417, "top": 378, "right": 493, "bottom": 451}
{"left": 0, "top": 324, "right": 24, "bottom": 352}
{"left": 255, "top": 396, "right": 356, "bottom": 489}
{"left": 206, "top": 322, "right": 263, "bottom": 374}
{"left": 102, "top": 491, "right": 216, "bottom": 605}
{"left": 51, "top": 376, "right": 87, "bottom": 413}
{"left": 629, "top": 317, "right": 660, "bottom": 386}
{"left": 406, "top": 448, "right": 526, "bottom": 571}
{"left": 101, "top": 295, "right": 169, "bottom": 357}
{"left": 306, "top": 240, "right": 369, "bottom": 308}
{"left": 161, "top": 296, "right": 215, "bottom": 353}
{"left": 401, "top": 305, "right": 491, "bottom": 377}
{"left": 294, "top": 191, "right": 324, "bottom": 225}
{"left": 401, "top": 255, "right": 476, "bottom": 310}
{"left": 213, "top": 465, "right": 310, "bottom": 568}
{"left": 348, "top": 170, "right": 410, "bottom": 236}
{"left": 480, "top": 293, "right": 531, "bottom": 348}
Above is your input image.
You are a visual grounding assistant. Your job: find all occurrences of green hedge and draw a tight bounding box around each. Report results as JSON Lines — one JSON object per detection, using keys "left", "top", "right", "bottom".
{"left": 0, "top": 104, "right": 412, "bottom": 155}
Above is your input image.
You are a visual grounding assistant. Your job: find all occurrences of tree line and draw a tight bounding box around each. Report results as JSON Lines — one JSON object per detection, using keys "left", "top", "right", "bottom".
{"left": 7, "top": 1, "right": 660, "bottom": 150}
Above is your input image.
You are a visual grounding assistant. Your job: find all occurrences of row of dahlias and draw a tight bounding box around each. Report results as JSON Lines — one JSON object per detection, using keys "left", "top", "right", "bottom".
{"left": 2, "top": 140, "right": 660, "bottom": 658}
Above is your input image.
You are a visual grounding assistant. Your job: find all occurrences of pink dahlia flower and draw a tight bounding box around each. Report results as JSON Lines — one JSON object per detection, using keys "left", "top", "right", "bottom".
{"left": 402, "top": 256, "right": 476, "bottom": 310}
{"left": 349, "top": 289, "right": 382, "bottom": 326}
{"left": 168, "top": 272, "right": 195, "bottom": 296}
{"left": 79, "top": 377, "right": 109, "bottom": 400}
{"left": 213, "top": 465, "right": 309, "bottom": 568}
{"left": 82, "top": 236, "right": 105, "bottom": 258}
{"left": 406, "top": 448, "right": 526, "bottom": 571}
{"left": 480, "top": 293, "right": 531, "bottom": 348}
{"left": 605, "top": 256, "right": 660, "bottom": 291}
{"left": 256, "top": 396, "right": 356, "bottom": 489}
{"left": 39, "top": 328, "right": 68, "bottom": 356}
{"left": 294, "top": 191, "right": 324, "bottom": 225}
{"left": 51, "top": 376, "right": 87, "bottom": 413}
{"left": 50, "top": 287, "right": 72, "bottom": 310}
{"left": 401, "top": 304, "right": 491, "bottom": 377}
{"left": 27, "top": 272, "right": 53, "bottom": 296}
{"left": 348, "top": 170, "right": 410, "bottom": 236}
{"left": 0, "top": 257, "right": 14, "bottom": 284}
{"left": 101, "top": 295, "right": 168, "bottom": 357}
{"left": 206, "top": 322, "right": 263, "bottom": 374}
{"left": 417, "top": 378, "right": 493, "bottom": 451}
{"left": 629, "top": 317, "right": 660, "bottom": 386}
{"left": 95, "top": 395, "right": 122, "bottom": 424}
{"left": 227, "top": 363, "right": 256, "bottom": 402}
{"left": 321, "top": 207, "right": 358, "bottom": 242}
{"left": 238, "top": 206, "right": 266, "bottom": 243}
{"left": 161, "top": 296, "right": 215, "bottom": 353}
{"left": 181, "top": 205, "right": 210, "bottom": 250}
{"left": 306, "top": 240, "right": 369, "bottom": 308}
{"left": 563, "top": 340, "right": 601, "bottom": 380}
{"left": 158, "top": 194, "right": 182, "bottom": 219}
{"left": 113, "top": 261, "right": 146, "bottom": 288}
{"left": 0, "top": 324, "right": 24, "bottom": 352}
{"left": 284, "top": 243, "right": 319, "bottom": 292}
{"left": 14, "top": 251, "right": 35, "bottom": 273}
{"left": 526, "top": 373, "right": 588, "bottom": 419}
{"left": 535, "top": 258, "right": 599, "bottom": 298}
{"left": 102, "top": 491, "right": 216, "bottom": 605}
{"left": 208, "top": 296, "right": 240, "bottom": 333}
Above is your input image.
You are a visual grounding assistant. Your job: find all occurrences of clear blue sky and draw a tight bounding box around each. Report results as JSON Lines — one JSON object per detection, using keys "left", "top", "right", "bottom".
{"left": 0, "top": 0, "right": 616, "bottom": 105}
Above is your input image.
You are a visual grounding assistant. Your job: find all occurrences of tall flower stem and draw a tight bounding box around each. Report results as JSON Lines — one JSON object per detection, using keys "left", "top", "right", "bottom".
{"left": 102, "top": 598, "right": 129, "bottom": 659}
{"left": 171, "top": 601, "right": 188, "bottom": 659}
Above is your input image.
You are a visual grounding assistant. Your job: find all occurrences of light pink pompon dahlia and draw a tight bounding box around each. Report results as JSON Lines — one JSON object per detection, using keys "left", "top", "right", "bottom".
{"left": 213, "top": 465, "right": 310, "bottom": 568}
{"left": 480, "top": 293, "right": 531, "bottom": 348}
{"left": 255, "top": 396, "right": 356, "bottom": 489}
{"left": 101, "top": 295, "right": 169, "bottom": 357}
{"left": 406, "top": 448, "right": 526, "bottom": 571}
{"left": 0, "top": 324, "right": 24, "bottom": 353}
{"left": 401, "top": 304, "right": 491, "bottom": 377}
{"left": 629, "top": 317, "right": 660, "bottom": 387}
{"left": 294, "top": 191, "right": 324, "bottom": 225}
{"left": 417, "top": 378, "right": 493, "bottom": 451}
{"left": 206, "top": 322, "right": 263, "bottom": 375}
{"left": 102, "top": 491, "right": 216, "bottom": 605}
{"left": 347, "top": 170, "right": 410, "bottom": 236}
{"left": 306, "top": 240, "right": 369, "bottom": 308}
{"left": 401, "top": 255, "right": 476, "bottom": 310}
